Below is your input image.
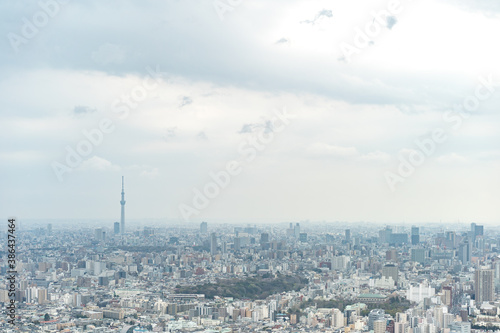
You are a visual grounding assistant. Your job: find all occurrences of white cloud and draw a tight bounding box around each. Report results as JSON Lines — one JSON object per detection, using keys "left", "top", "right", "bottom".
{"left": 359, "top": 151, "right": 391, "bottom": 162}
{"left": 78, "top": 156, "right": 121, "bottom": 172}
{"left": 1, "top": 0, "right": 499, "bottom": 222}
{"left": 308, "top": 142, "right": 359, "bottom": 157}
{"left": 437, "top": 153, "right": 467, "bottom": 164}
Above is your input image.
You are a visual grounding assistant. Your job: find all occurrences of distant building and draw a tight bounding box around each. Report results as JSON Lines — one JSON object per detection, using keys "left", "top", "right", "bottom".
{"left": 374, "top": 319, "right": 386, "bottom": 333}
{"left": 260, "top": 233, "right": 269, "bottom": 243}
{"left": 358, "top": 294, "right": 387, "bottom": 304}
{"left": 445, "top": 231, "right": 456, "bottom": 248}
{"left": 299, "top": 233, "right": 308, "bottom": 242}
{"left": 103, "top": 310, "right": 124, "bottom": 320}
{"left": 459, "top": 242, "right": 471, "bottom": 264}
{"left": 475, "top": 268, "right": 494, "bottom": 304}
{"left": 442, "top": 286, "right": 452, "bottom": 307}
{"left": 38, "top": 288, "right": 47, "bottom": 304}
{"left": 449, "top": 321, "right": 471, "bottom": 333}
{"left": 294, "top": 223, "right": 300, "bottom": 238}
{"left": 260, "top": 233, "right": 270, "bottom": 250}
{"left": 94, "top": 228, "right": 105, "bottom": 241}
{"left": 411, "top": 226, "right": 419, "bottom": 245}
{"left": 345, "top": 229, "right": 351, "bottom": 242}
{"left": 406, "top": 283, "right": 435, "bottom": 303}
{"left": 379, "top": 227, "right": 392, "bottom": 244}
{"left": 475, "top": 225, "right": 484, "bottom": 237}
{"left": 210, "top": 232, "right": 217, "bottom": 255}
{"left": 390, "top": 233, "right": 408, "bottom": 245}
{"left": 386, "top": 249, "right": 397, "bottom": 262}
{"left": 368, "top": 309, "right": 385, "bottom": 330}
{"left": 382, "top": 264, "right": 398, "bottom": 284}
{"left": 200, "top": 221, "right": 208, "bottom": 233}
{"left": 411, "top": 248, "right": 425, "bottom": 264}
{"left": 114, "top": 222, "right": 120, "bottom": 235}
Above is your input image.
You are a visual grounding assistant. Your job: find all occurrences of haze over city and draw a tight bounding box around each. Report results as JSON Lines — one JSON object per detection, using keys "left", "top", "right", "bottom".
{"left": 3, "top": 2, "right": 500, "bottom": 332}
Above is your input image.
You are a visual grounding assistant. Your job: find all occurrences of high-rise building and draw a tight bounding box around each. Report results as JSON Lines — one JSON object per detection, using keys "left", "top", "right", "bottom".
{"left": 47, "top": 224, "right": 52, "bottom": 235}
{"left": 260, "top": 233, "right": 270, "bottom": 250}
{"left": 38, "top": 288, "right": 47, "bottom": 305}
{"left": 260, "top": 233, "right": 269, "bottom": 243}
{"left": 382, "top": 264, "right": 399, "bottom": 284}
{"left": 345, "top": 229, "right": 351, "bottom": 242}
{"left": 411, "top": 226, "right": 419, "bottom": 245}
{"left": 434, "top": 306, "right": 445, "bottom": 328}
{"left": 386, "top": 249, "right": 398, "bottom": 262}
{"left": 294, "top": 223, "right": 300, "bottom": 238}
{"left": 234, "top": 237, "right": 241, "bottom": 251}
{"left": 475, "top": 268, "right": 494, "bottom": 305}
{"left": 332, "top": 308, "right": 344, "bottom": 328}
{"left": 210, "top": 232, "right": 217, "bottom": 255}
{"left": 442, "top": 286, "right": 452, "bottom": 307}
{"left": 411, "top": 248, "right": 425, "bottom": 264}
{"left": 114, "top": 222, "right": 120, "bottom": 235}
{"left": 379, "top": 227, "right": 392, "bottom": 244}
{"left": 299, "top": 233, "right": 308, "bottom": 242}
{"left": 446, "top": 231, "right": 456, "bottom": 248}
{"left": 95, "top": 228, "right": 104, "bottom": 241}
{"left": 475, "top": 236, "right": 485, "bottom": 254}
{"left": 459, "top": 242, "right": 471, "bottom": 264}
{"left": 475, "top": 225, "right": 484, "bottom": 237}
{"left": 471, "top": 223, "right": 477, "bottom": 239}
{"left": 390, "top": 233, "right": 408, "bottom": 245}
{"left": 200, "top": 221, "right": 208, "bottom": 233}
{"left": 120, "top": 176, "right": 126, "bottom": 235}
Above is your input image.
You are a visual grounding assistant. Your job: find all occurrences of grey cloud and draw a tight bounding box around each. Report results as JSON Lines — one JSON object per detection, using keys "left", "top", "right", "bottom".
{"left": 386, "top": 16, "right": 398, "bottom": 29}
{"left": 0, "top": 0, "right": 487, "bottom": 111}
{"left": 179, "top": 96, "right": 193, "bottom": 108}
{"left": 301, "top": 9, "right": 333, "bottom": 25}
{"left": 239, "top": 120, "right": 274, "bottom": 134}
{"left": 275, "top": 38, "right": 290, "bottom": 45}
{"left": 73, "top": 106, "right": 96, "bottom": 116}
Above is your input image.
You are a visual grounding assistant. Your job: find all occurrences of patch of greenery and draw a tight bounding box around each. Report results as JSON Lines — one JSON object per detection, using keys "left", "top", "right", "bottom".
{"left": 175, "top": 275, "right": 308, "bottom": 300}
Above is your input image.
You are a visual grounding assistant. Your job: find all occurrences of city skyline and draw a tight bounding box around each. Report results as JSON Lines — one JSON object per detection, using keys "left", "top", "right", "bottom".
{"left": 3, "top": 1, "right": 500, "bottom": 332}
{"left": 1, "top": 219, "right": 499, "bottom": 331}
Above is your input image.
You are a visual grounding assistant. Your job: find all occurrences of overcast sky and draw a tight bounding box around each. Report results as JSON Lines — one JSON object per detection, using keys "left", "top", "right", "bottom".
{"left": 1, "top": 0, "right": 500, "bottom": 225}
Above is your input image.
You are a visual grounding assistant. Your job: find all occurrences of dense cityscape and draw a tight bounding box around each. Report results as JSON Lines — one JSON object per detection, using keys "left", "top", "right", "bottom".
{"left": 1, "top": 218, "right": 500, "bottom": 332}
{"left": 2, "top": 0, "right": 500, "bottom": 332}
